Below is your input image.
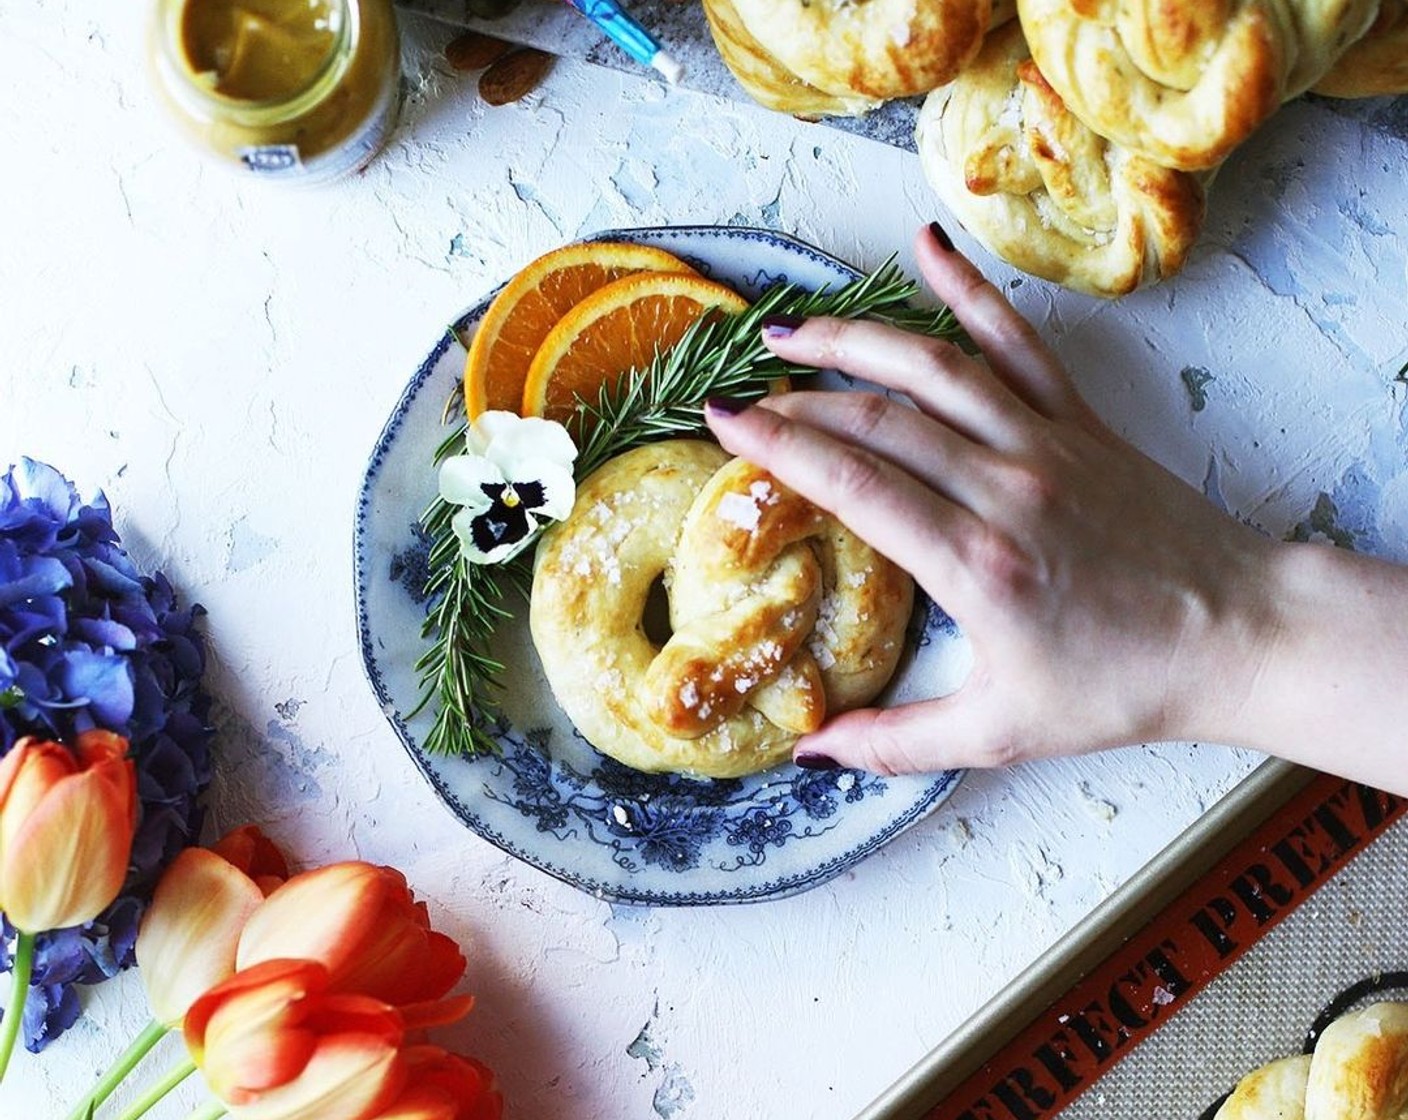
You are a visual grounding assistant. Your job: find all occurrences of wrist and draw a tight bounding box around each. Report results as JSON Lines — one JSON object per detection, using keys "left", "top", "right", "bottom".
{"left": 1157, "top": 528, "right": 1293, "bottom": 750}
{"left": 1181, "top": 537, "right": 1408, "bottom": 793}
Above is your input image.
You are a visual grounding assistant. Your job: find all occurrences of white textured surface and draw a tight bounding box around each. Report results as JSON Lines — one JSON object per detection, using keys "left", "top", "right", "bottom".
{"left": 1, "top": 5, "right": 1406, "bottom": 1120}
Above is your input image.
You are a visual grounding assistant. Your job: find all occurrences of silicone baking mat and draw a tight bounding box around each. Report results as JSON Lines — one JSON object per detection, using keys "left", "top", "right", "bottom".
{"left": 862, "top": 766, "right": 1407, "bottom": 1119}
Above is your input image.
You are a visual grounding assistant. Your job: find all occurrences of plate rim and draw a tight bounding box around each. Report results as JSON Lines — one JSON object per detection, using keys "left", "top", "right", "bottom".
{"left": 353, "top": 224, "right": 963, "bottom": 906}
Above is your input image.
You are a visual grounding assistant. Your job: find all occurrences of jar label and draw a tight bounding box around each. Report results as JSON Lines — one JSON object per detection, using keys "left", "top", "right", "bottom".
{"left": 232, "top": 79, "right": 399, "bottom": 186}
{"left": 237, "top": 145, "right": 305, "bottom": 175}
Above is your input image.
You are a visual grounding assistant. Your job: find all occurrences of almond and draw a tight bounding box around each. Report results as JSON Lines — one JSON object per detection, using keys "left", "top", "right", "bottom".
{"left": 478, "top": 48, "right": 554, "bottom": 106}
{"left": 445, "top": 31, "right": 514, "bottom": 72}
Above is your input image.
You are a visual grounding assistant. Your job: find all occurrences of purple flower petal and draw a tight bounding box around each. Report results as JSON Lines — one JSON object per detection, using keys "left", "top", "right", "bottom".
{"left": 57, "top": 650, "right": 134, "bottom": 727}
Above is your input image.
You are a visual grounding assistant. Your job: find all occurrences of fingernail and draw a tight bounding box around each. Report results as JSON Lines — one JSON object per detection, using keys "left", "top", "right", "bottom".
{"left": 761, "top": 314, "right": 805, "bottom": 339}
{"left": 705, "top": 396, "right": 750, "bottom": 417}
{"left": 928, "top": 221, "right": 955, "bottom": 252}
{"left": 794, "top": 751, "right": 841, "bottom": 771}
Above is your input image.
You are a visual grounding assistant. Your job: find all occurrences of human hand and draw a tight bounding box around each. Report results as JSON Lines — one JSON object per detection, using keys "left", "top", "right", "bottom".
{"left": 704, "top": 223, "right": 1283, "bottom": 775}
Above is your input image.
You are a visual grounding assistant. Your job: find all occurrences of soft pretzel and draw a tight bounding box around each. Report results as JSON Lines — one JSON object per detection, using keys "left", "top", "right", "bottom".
{"left": 1215, "top": 1055, "right": 1311, "bottom": 1119}
{"left": 1214, "top": 1002, "right": 1408, "bottom": 1120}
{"left": 1313, "top": 0, "right": 1408, "bottom": 97}
{"left": 915, "top": 21, "right": 1207, "bottom": 297}
{"left": 1306, "top": 1002, "right": 1408, "bottom": 1118}
{"left": 529, "top": 440, "right": 913, "bottom": 778}
{"left": 1016, "top": 0, "right": 1381, "bottom": 170}
{"left": 703, "top": 0, "right": 881, "bottom": 118}
{"left": 728, "top": 0, "right": 1011, "bottom": 102}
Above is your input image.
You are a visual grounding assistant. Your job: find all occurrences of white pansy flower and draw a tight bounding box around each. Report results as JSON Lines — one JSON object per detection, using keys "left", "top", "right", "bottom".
{"left": 438, "top": 411, "right": 578, "bottom": 564}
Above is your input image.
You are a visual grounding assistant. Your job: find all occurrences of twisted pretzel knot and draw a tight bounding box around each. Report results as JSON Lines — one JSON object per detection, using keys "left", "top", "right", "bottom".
{"left": 530, "top": 440, "right": 913, "bottom": 778}
{"left": 702, "top": 0, "right": 882, "bottom": 119}
{"left": 728, "top": 0, "right": 1006, "bottom": 101}
{"left": 1017, "top": 0, "right": 1379, "bottom": 170}
{"left": 917, "top": 21, "right": 1206, "bottom": 297}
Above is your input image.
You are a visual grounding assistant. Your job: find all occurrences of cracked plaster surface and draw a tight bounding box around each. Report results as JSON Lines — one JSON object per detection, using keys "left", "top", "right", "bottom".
{"left": 0, "top": 5, "right": 1405, "bottom": 1120}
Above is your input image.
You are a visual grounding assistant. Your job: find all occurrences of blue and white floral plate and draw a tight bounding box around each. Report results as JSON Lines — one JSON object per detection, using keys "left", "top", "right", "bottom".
{"left": 355, "top": 226, "right": 968, "bottom": 905}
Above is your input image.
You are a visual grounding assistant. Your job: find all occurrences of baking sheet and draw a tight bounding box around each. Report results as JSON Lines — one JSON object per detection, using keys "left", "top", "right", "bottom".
{"left": 857, "top": 763, "right": 1408, "bottom": 1120}
{"left": 397, "top": 0, "right": 1408, "bottom": 154}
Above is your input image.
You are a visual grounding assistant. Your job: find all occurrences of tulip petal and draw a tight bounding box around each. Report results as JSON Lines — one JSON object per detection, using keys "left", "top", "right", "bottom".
{"left": 0, "top": 749, "right": 136, "bottom": 932}
{"left": 396, "top": 995, "right": 474, "bottom": 1033}
{"left": 236, "top": 863, "right": 467, "bottom": 1008}
{"left": 379, "top": 1048, "right": 502, "bottom": 1120}
{"left": 186, "top": 960, "right": 327, "bottom": 1071}
{"left": 0, "top": 736, "right": 33, "bottom": 803}
{"left": 211, "top": 825, "right": 290, "bottom": 886}
{"left": 333, "top": 925, "right": 465, "bottom": 1008}
{"left": 225, "top": 1034, "right": 405, "bottom": 1120}
{"left": 137, "top": 847, "right": 266, "bottom": 1026}
{"left": 0, "top": 741, "right": 78, "bottom": 856}
{"left": 237, "top": 863, "right": 389, "bottom": 980}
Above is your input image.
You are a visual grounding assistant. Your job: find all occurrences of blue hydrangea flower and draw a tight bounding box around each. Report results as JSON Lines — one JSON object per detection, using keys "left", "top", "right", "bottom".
{"left": 1, "top": 459, "right": 213, "bottom": 1052}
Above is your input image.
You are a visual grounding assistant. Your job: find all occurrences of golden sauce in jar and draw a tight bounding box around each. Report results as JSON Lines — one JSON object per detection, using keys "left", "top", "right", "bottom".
{"left": 181, "top": 0, "right": 340, "bottom": 102}
{"left": 151, "top": 0, "right": 400, "bottom": 183}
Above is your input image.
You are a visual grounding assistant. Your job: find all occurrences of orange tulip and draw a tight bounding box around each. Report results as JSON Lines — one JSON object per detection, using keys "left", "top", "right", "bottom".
{"left": 136, "top": 825, "right": 291, "bottom": 1026}
{"left": 236, "top": 862, "right": 466, "bottom": 1006}
{"left": 370, "top": 1047, "right": 503, "bottom": 1120}
{"left": 0, "top": 731, "right": 137, "bottom": 933}
{"left": 185, "top": 959, "right": 474, "bottom": 1120}
{"left": 212, "top": 824, "right": 291, "bottom": 893}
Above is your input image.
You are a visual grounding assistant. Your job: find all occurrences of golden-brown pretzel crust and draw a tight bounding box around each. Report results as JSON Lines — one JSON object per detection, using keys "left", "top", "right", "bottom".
{"left": 530, "top": 441, "right": 913, "bottom": 777}
{"left": 1313, "top": 0, "right": 1408, "bottom": 97}
{"left": 1306, "top": 1002, "right": 1408, "bottom": 1118}
{"left": 1017, "top": 0, "right": 1379, "bottom": 170}
{"left": 916, "top": 20, "right": 1207, "bottom": 297}
{"left": 729, "top": 0, "right": 1001, "bottom": 101}
{"left": 703, "top": 0, "right": 882, "bottom": 118}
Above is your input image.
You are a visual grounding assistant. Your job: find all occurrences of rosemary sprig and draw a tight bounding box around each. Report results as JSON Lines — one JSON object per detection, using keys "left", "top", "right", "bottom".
{"left": 414, "top": 255, "right": 969, "bottom": 758}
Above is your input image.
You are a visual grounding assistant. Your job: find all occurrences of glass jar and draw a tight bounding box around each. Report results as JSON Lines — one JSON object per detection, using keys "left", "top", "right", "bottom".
{"left": 150, "top": 0, "right": 401, "bottom": 185}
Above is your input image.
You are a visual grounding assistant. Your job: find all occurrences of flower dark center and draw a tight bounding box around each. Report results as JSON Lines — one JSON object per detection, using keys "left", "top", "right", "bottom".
{"left": 471, "top": 481, "right": 548, "bottom": 553}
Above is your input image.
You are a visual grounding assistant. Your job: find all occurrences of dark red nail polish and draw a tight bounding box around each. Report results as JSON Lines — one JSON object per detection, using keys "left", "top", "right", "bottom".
{"left": 795, "top": 751, "right": 841, "bottom": 771}
{"left": 761, "top": 314, "right": 805, "bottom": 338}
{"left": 929, "top": 221, "right": 954, "bottom": 252}
{"left": 705, "top": 396, "right": 750, "bottom": 417}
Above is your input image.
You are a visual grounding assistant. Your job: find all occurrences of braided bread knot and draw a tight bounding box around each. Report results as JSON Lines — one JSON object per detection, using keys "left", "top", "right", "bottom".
{"left": 530, "top": 440, "right": 913, "bottom": 778}
{"left": 727, "top": 0, "right": 1008, "bottom": 102}
{"left": 1016, "top": 0, "right": 1380, "bottom": 170}
{"left": 917, "top": 21, "right": 1207, "bottom": 297}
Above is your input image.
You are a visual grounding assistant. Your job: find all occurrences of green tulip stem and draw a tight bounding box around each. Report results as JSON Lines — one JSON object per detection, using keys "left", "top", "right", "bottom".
{"left": 183, "top": 1102, "right": 227, "bottom": 1120}
{"left": 112, "top": 1054, "right": 197, "bottom": 1120}
{"left": 62, "top": 1018, "right": 170, "bottom": 1120}
{"left": 0, "top": 930, "right": 36, "bottom": 1081}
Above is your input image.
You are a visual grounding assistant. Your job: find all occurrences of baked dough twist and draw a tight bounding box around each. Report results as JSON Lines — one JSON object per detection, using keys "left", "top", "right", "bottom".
{"left": 1017, "top": 0, "right": 1381, "bottom": 170}
{"left": 1216, "top": 1055, "right": 1311, "bottom": 1120}
{"left": 703, "top": 0, "right": 882, "bottom": 118}
{"left": 530, "top": 440, "right": 913, "bottom": 778}
{"left": 916, "top": 21, "right": 1207, "bottom": 297}
{"left": 729, "top": 0, "right": 1011, "bottom": 102}
{"left": 1313, "top": 0, "right": 1408, "bottom": 97}
{"left": 1215, "top": 1002, "right": 1408, "bottom": 1120}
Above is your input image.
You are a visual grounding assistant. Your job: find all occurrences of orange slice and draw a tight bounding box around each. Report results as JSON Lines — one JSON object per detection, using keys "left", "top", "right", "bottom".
{"left": 522, "top": 272, "right": 750, "bottom": 423}
{"left": 464, "top": 242, "right": 697, "bottom": 418}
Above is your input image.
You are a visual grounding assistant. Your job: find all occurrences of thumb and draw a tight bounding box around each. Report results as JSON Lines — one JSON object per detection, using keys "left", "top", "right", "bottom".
{"left": 794, "top": 692, "right": 1018, "bottom": 775}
